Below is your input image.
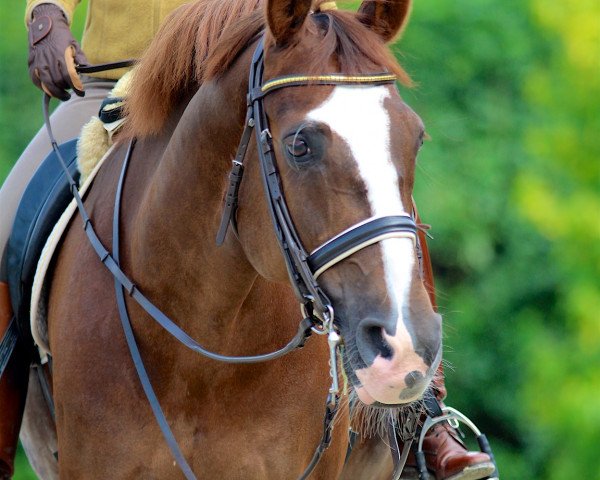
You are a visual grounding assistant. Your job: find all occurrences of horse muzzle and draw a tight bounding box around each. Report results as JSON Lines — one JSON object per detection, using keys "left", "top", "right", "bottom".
{"left": 350, "top": 315, "right": 442, "bottom": 406}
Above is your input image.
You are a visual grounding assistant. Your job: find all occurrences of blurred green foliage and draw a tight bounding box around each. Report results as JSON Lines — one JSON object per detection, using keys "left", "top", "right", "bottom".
{"left": 1, "top": 1, "right": 598, "bottom": 479}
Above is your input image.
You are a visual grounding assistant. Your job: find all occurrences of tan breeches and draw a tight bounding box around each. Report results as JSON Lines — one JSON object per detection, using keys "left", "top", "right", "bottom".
{"left": 0, "top": 79, "right": 115, "bottom": 281}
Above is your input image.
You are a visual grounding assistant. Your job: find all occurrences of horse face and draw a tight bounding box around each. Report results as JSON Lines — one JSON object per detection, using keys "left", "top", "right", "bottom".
{"left": 261, "top": 80, "right": 441, "bottom": 406}
{"left": 236, "top": 0, "right": 440, "bottom": 406}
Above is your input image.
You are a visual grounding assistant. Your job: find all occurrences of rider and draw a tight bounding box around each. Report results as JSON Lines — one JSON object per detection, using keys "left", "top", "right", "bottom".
{"left": 0, "top": 1, "right": 493, "bottom": 478}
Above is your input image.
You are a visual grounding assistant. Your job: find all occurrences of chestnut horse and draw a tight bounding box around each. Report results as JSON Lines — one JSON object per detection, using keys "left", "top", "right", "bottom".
{"left": 21, "top": 0, "right": 441, "bottom": 478}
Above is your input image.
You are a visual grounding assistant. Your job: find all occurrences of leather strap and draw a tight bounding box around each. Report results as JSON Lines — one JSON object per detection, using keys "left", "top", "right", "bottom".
{"left": 413, "top": 200, "right": 437, "bottom": 311}
{"left": 424, "top": 395, "right": 444, "bottom": 418}
{"left": 76, "top": 60, "right": 136, "bottom": 74}
{"left": 0, "top": 283, "right": 17, "bottom": 381}
{"left": 388, "top": 418, "right": 412, "bottom": 480}
{"left": 98, "top": 97, "right": 125, "bottom": 124}
{"left": 215, "top": 108, "right": 255, "bottom": 245}
{"left": 250, "top": 73, "right": 396, "bottom": 103}
{"left": 33, "top": 361, "right": 55, "bottom": 421}
{"left": 0, "top": 320, "right": 18, "bottom": 381}
{"left": 108, "top": 139, "right": 339, "bottom": 480}
{"left": 298, "top": 393, "right": 340, "bottom": 480}
{"left": 112, "top": 140, "right": 196, "bottom": 480}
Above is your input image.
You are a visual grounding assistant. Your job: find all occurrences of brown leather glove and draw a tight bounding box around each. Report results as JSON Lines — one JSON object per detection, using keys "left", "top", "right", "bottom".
{"left": 28, "top": 3, "right": 88, "bottom": 100}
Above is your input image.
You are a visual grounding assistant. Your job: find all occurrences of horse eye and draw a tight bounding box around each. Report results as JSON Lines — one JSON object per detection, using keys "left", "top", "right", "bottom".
{"left": 285, "top": 138, "right": 310, "bottom": 158}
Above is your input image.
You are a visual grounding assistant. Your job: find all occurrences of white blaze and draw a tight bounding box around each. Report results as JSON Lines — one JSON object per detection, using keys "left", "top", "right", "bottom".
{"left": 308, "top": 86, "right": 415, "bottom": 335}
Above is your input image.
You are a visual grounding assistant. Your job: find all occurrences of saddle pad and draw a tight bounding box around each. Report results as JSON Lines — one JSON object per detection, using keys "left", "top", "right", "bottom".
{"left": 30, "top": 145, "right": 114, "bottom": 355}
{"left": 6, "top": 139, "right": 79, "bottom": 340}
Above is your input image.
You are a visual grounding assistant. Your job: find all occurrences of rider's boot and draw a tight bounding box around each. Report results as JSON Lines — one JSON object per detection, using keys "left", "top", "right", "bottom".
{"left": 406, "top": 370, "right": 496, "bottom": 480}
{"left": 0, "top": 282, "right": 28, "bottom": 479}
{"left": 402, "top": 211, "right": 496, "bottom": 480}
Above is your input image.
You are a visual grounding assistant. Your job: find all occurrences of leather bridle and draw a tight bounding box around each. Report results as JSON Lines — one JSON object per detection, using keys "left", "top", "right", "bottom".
{"left": 217, "top": 36, "right": 420, "bottom": 331}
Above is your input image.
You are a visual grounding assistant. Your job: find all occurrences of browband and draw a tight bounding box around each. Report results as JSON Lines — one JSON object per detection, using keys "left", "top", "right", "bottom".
{"left": 250, "top": 72, "right": 397, "bottom": 103}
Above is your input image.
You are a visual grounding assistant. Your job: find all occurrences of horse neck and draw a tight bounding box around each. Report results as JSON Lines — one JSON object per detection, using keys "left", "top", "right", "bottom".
{"left": 124, "top": 59, "right": 258, "bottom": 342}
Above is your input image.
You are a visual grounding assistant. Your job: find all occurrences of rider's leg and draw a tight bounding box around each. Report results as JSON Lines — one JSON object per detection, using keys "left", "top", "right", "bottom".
{"left": 406, "top": 214, "right": 495, "bottom": 480}
{"left": 414, "top": 365, "right": 495, "bottom": 480}
{"left": 0, "top": 78, "right": 114, "bottom": 478}
{"left": 0, "top": 283, "right": 28, "bottom": 479}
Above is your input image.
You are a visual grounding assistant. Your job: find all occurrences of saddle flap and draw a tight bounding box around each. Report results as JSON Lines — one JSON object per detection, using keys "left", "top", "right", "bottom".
{"left": 6, "top": 139, "right": 79, "bottom": 339}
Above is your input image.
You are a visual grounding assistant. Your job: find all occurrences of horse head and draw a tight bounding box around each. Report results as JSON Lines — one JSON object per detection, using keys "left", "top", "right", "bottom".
{"left": 235, "top": 0, "right": 442, "bottom": 407}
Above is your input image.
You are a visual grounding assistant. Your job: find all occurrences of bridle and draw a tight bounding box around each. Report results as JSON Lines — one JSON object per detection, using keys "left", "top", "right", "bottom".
{"left": 42, "top": 33, "right": 422, "bottom": 479}
{"left": 217, "top": 36, "right": 420, "bottom": 328}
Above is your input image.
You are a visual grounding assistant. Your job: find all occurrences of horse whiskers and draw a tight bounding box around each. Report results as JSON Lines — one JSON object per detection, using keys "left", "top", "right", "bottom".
{"left": 440, "top": 358, "right": 455, "bottom": 372}
{"left": 336, "top": 335, "right": 443, "bottom": 441}
{"left": 347, "top": 389, "right": 426, "bottom": 442}
{"left": 341, "top": 340, "right": 361, "bottom": 372}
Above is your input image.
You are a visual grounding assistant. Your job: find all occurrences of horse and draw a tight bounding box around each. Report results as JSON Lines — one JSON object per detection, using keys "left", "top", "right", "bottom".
{"left": 20, "top": 0, "right": 441, "bottom": 477}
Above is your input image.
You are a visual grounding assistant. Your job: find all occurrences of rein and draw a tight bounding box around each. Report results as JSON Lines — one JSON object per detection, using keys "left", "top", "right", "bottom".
{"left": 41, "top": 100, "right": 324, "bottom": 480}
{"left": 76, "top": 59, "right": 136, "bottom": 74}
{"left": 42, "top": 56, "right": 336, "bottom": 479}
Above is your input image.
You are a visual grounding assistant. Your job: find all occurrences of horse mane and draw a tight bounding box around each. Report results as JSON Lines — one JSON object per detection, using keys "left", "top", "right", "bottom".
{"left": 125, "top": 0, "right": 263, "bottom": 137}
{"left": 126, "top": 0, "right": 412, "bottom": 138}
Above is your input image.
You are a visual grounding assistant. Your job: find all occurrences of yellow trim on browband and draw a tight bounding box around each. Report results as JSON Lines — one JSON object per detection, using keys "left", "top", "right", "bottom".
{"left": 261, "top": 73, "right": 397, "bottom": 94}
{"left": 319, "top": 1, "right": 338, "bottom": 11}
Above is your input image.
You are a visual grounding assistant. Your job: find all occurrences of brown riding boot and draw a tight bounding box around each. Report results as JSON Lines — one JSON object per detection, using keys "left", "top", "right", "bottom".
{"left": 400, "top": 366, "right": 495, "bottom": 480}
{"left": 0, "top": 282, "right": 28, "bottom": 479}
{"left": 402, "top": 207, "right": 495, "bottom": 480}
{"left": 414, "top": 418, "right": 495, "bottom": 480}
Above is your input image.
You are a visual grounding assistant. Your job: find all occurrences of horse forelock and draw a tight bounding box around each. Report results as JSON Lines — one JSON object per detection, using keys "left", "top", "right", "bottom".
{"left": 125, "top": 0, "right": 412, "bottom": 139}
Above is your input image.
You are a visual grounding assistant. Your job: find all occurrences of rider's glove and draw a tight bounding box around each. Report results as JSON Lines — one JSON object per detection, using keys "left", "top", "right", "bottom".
{"left": 27, "top": 3, "right": 88, "bottom": 101}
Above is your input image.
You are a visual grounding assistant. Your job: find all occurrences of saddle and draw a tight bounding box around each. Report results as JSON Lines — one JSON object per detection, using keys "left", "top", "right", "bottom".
{"left": 6, "top": 140, "right": 79, "bottom": 341}
{"left": 5, "top": 71, "right": 133, "bottom": 346}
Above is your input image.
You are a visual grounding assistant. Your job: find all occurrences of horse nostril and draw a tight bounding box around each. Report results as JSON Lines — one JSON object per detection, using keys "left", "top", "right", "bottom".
{"left": 357, "top": 321, "right": 393, "bottom": 366}
{"left": 366, "top": 326, "right": 393, "bottom": 359}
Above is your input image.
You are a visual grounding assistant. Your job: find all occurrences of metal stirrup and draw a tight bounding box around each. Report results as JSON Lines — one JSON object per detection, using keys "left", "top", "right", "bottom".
{"left": 415, "top": 406, "right": 499, "bottom": 480}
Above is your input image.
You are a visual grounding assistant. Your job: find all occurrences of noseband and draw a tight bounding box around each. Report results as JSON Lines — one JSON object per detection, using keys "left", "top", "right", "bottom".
{"left": 217, "top": 37, "right": 419, "bottom": 330}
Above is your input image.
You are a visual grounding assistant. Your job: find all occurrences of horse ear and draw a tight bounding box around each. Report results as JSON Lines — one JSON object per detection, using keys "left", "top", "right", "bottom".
{"left": 266, "top": 0, "right": 313, "bottom": 46}
{"left": 357, "top": 0, "right": 412, "bottom": 43}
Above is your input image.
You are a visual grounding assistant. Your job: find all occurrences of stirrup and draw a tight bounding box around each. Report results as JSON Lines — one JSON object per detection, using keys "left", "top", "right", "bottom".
{"left": 415, "top": 406, "right": 499, "bottom": 480}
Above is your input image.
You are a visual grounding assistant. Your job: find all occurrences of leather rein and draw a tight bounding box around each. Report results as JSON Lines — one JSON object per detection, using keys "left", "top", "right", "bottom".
{"left": 42, "top": 34, "right": 420, "bottom": 479}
